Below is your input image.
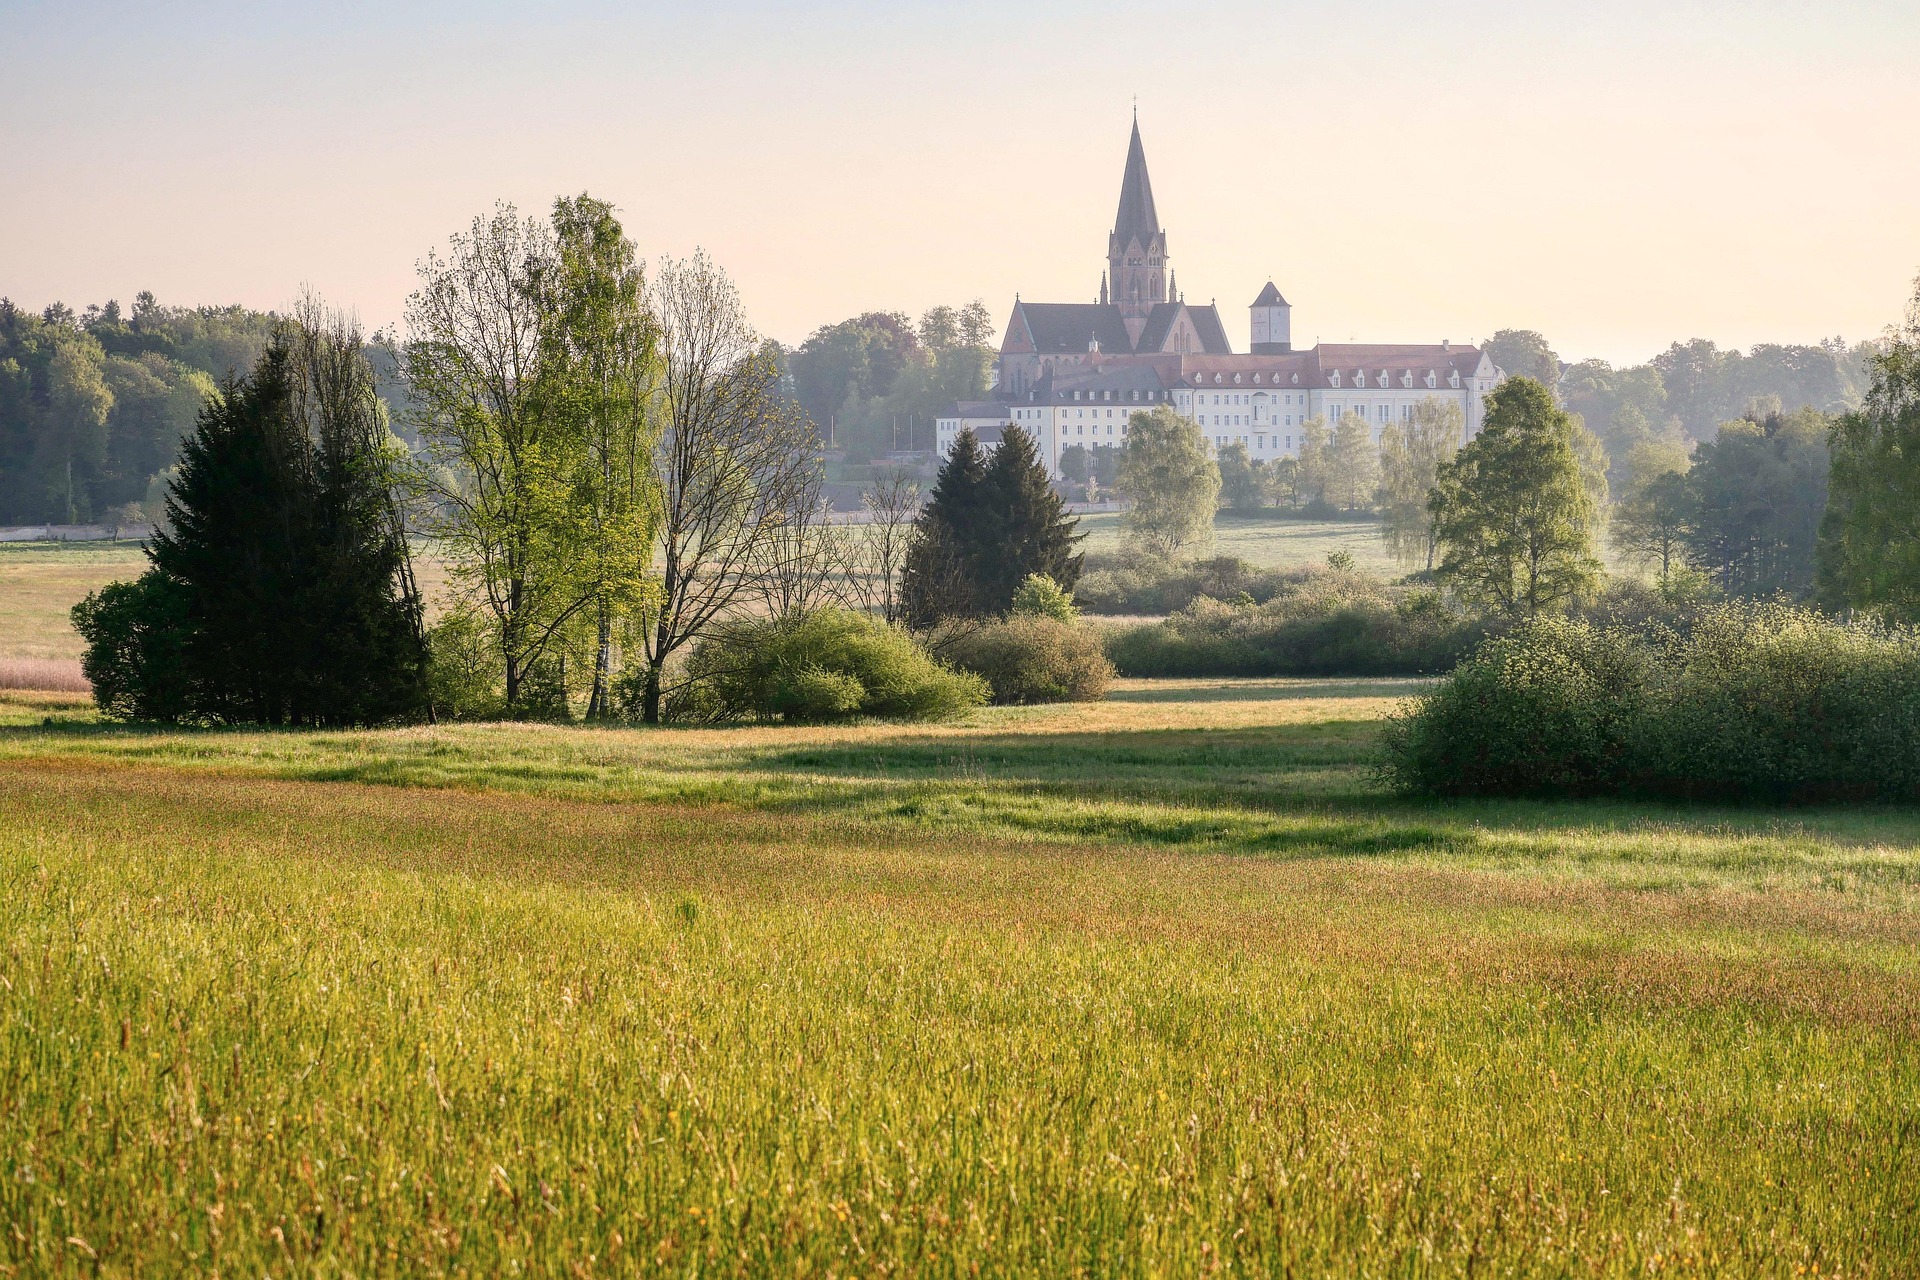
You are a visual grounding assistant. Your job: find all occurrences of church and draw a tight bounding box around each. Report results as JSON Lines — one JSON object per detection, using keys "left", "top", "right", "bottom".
{"left": 937, "top": 116, "right": 1502, "bottom": 479}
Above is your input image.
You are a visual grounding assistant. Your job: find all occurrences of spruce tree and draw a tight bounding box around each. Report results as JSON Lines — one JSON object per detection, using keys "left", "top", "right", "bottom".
{"left": 976, "top": 424, "right": 1082, "bottom": 610}
{"left": 139, "top": 329, "right": 429, "bottom": 725}
{"left": 901, "top": 428, "right": 989, "bottom": 627}
{"left": 152, "top": 338, "right": 318, "bottom": 723}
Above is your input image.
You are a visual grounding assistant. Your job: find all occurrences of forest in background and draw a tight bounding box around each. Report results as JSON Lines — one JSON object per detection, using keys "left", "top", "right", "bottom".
{"left": 0, "top": 287, "right": 1889, "bottom": 527}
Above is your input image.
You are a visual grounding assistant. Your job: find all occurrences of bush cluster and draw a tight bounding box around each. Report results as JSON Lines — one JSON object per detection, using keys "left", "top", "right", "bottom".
{"left": 1104, "top": 569, "right": 1488, "bottom": 678}
{"left": 1074, "top": 554, "right": 1298, "bottom": 616}
{"left": 672, "top": 607, "right": 987, "bottom": 724}
{"left": 940, "top": 614, "right": 1114, "bottom": 705}
{"left": 1380, "top": 603, "right": 1920, "bottom": 802}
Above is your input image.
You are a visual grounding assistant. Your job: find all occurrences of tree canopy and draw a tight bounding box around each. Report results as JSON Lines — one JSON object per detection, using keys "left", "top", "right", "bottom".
{"left": 1432, "top": 377, "right": 1602, "bottom": 615}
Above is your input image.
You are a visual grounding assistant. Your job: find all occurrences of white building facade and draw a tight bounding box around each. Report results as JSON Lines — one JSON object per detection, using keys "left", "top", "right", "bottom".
{"left": 937, "top": 117, "right": 1503, "bottom": 479}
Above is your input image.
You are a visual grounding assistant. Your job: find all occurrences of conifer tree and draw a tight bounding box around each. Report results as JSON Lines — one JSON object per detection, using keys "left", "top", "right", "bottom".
{"left": 83, "top": 327, "right": 430, "bottom": 725}
{"left": 975, "top": 424, "right": 1082, "bottom": 610}
{"left": 151, "top": 338, "right": 318, "bottom": 722}
{"left": 901, "top": 427, "right": 989, "bottom": 627}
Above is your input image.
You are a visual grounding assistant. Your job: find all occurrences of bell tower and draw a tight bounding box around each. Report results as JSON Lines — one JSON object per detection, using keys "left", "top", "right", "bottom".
{"left": 1107, "top": 112, "right": 1168, "bottom": 342}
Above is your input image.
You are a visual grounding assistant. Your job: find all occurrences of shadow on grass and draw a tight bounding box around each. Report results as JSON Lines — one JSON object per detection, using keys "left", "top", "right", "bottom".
{"left": 1106, "top": 678, "right": 1429, "bottom": 705}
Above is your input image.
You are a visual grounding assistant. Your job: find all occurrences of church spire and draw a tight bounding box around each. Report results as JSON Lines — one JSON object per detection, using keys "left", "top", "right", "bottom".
{"left": 1107, "top": 114, "right": 1169, "bottom": 330}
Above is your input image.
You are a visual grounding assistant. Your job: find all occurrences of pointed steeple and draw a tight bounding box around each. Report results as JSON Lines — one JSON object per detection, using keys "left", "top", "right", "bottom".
{"left": 1111, "top": 116, "right": 1161, "bottom": 255}
{"left": 1107, "top": 113, "right": 1170, "bottom": 333}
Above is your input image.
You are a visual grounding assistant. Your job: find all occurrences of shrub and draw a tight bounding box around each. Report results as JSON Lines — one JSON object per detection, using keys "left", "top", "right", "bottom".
{"left": 426, "top": 611, "right": 505, "bottom": 721}
{"left": 71, "top": 571, "right": 194, "bottom": 722}
{"left": 677, "top": 608, "right": 987, "bottom": 724}
{"left": 1074, "top": 554, "right": 1295, "bottom": 616}
{"left": 1010, "top": 573, "right": 1078, "bottom": 622}
{"left": 1376, "top": 616, "right": 1652, "bottom": 797}
{"left": 942, "top": 615, "right": 1114, "bottom": 705}
{"left": 1104, "top": 568, "right": 1488, "bottom": 678}
{"left": 1381, "top": 602, "right": 1920, "bottom": 803}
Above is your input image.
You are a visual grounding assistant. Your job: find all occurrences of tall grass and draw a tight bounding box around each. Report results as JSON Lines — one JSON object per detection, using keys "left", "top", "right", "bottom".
{"left": 4, "top": 763, "right": 1919, "bottom": 1274}
{"left": 0, "top": 655, "right": 88, "bottom": 692}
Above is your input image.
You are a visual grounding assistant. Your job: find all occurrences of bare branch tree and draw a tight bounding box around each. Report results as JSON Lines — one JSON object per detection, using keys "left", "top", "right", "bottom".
{"left": 753, "top": 462, "right": 847, "bottom": 619}
{"left": 635, "top": 251, "right": 821, "bottom": 723}
{"left": 847, "top": 472, "right": 920, "bottom": 625}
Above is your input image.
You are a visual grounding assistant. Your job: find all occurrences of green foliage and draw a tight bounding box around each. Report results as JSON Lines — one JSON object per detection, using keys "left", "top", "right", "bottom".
{"left": 1819, "top": 284, "right": 1920, "bottom": 619}
{"left": 1384, "top": 603, "right": 1920, "bottom": 802}
{"left": 1376, "top": 398, "right": 1463, "bottom": 570}
{"left": 1682, "top": 407, "right": 1828, "bottom": 597}
{"left": 1324, "top": 412, "right": 1379, "bottom": 512}
{"left": 940, "top": 614, "right": 1113, "bottom": 704}
{"left": 1105, "top": 568, "right": 1486, "bottom": 678}
{"left": 1612, "top": 454, "right": 1693, "bottom": 579}
{"left": 426, "top": 609, "right": 505, "bottom": 721}
{"left": 1117, "top": 406, "right": 1219, "bottom": 561}
{"left": 407, "top": 202, "right": 602, "bottom": 711}
{"left": 1010, "top": 572, "right": 1077, "bottom": 622}
{"left": 1378, "top": 616, "right": 1652, "bottom": 797}
{"left": 1432, "top": 377, "right": 1602, "bottom": 615}
{"left": 1216, "top": 441, "right": 1267, "bottom": 512}
{"left": 675, "top": 607, "right": 987, "bottom": 723}
{"left": 69, "top": 571, "right": 193, "bottom": 721}
{"left": 902, "top": 427, "right": 1080, "bottom": 626}
{"left": 793, "top": 304, "right": 994, "bottom": 461}
{"left": 1074, "top": 553, "right": 1290, "bottom": 615}
{"left": 976, "top": 425, "right": 1082, "bottom": 607}
{"left": 1481, "top": 329, "right": 1562, "bottom": 392}
{"left": 901, "top": 428, "right": 990, "bottom": 627}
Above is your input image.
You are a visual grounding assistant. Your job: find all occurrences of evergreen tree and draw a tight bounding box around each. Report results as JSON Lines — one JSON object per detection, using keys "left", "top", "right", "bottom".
{"left": 151, "top": 338, "right": 320, "bottom": 722}
{"left": 975, "top": 425, "right": 1082, "bottom": 610}
{"left": 83, "top": 327, "right": 430, "bottom": 725}
{"left": 902, "top": 428, "right": 989, "bottom": 627}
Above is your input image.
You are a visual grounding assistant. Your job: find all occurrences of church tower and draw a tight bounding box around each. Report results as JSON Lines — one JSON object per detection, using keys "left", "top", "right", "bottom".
{"left": 1108, "top": 114, "right": 1168, "bottom": 343}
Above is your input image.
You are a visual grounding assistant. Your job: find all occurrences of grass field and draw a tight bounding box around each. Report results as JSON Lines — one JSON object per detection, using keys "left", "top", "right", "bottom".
{"left": 1037, "top": 510, "right": 1401, "bottom": 576}
{"left": 0, "top": 541, "right": 149, "bottom": 661}
{"left": 4, "top": 681, "right": 1919, "bottom": 1275}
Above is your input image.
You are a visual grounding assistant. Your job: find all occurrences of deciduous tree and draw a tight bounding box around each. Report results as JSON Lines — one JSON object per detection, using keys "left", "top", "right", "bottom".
{"left": 1432, "top": 376, "right": 1602, "bottom": 615}
{"left": 1117, "top": 406, "right": 1218, "bottom": 561}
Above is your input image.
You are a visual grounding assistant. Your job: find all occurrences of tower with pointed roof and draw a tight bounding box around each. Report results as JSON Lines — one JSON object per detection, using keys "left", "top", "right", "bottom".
{"left": 1108, "top": 113, "right": 1168, "bottom": 343}
{"left": 1249, "top": 282, "right": 1292, "bottom": 354}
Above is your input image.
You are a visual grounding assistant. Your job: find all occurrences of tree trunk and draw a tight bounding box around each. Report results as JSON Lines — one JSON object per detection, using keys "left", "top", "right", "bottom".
{"left": 641, "top": 662, "right": 662, "bottom": 725}
{"left": 586, "top": 603, "right": 612, "bottom": 721}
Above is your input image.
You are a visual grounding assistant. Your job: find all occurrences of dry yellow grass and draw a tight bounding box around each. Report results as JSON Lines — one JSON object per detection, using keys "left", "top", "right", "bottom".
{"left": 0, "top": 542, "right": 148, "bottom": 660}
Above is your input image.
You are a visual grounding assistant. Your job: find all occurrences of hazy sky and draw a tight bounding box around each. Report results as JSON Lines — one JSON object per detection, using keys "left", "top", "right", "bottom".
{"left": 4, "top": 0, "right": 1917, "bottom": 365}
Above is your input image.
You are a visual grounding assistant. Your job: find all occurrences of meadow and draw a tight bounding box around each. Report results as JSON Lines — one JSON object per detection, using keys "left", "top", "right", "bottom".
{"left": 4, "top": 681, "right": 1919, "bottom": 1275}
{"left": 1076, "top": 511, "right": 1399, "bottom": 576}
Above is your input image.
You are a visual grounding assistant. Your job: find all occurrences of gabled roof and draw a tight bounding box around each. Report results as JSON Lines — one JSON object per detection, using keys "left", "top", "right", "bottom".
{"left": 1186, "top": 305, "right": 1234, "bottom": 355}
{"left": 1011, "top": 302, "right": 1134, "bottom": 355}
{"left": 1133, "top": 302, "right": 1184, "bottom": 353}
{"left": 1252, "top": 281, "right": 1288, "bottom": 307}
{"left": 1112, "top": 117, "right": 1162, "bottom": 251}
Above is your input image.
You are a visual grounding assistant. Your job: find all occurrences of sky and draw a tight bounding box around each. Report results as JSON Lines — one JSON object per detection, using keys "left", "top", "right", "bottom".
{"left": 3, "top": 0, "right": 1918, "bottom": 366}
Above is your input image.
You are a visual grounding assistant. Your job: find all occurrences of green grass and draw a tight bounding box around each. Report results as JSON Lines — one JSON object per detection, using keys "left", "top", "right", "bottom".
{"left": 1076, "top": 510, "right": 1402, "bottom": 575}
{"left": 4, "top": 682, "right": 1920, "bottom": 1274}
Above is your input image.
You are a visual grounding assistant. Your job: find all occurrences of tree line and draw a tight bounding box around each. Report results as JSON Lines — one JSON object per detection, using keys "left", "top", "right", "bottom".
{"left": 72, "top": 194, "right": 1090, "bottom": 728}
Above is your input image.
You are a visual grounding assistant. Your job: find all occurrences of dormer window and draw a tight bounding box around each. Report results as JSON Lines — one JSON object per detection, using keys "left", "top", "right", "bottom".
{"left": 1376, "top": 372, "right": 1389, "bottom": 388}
{"left": 1233, "top": 373, "right": 1243, "bottom": 384}
{"left": 1449, "top": 371, "right": 1461, "bottom": 388}
{"left": 1424, "top": 371, "right": 1437, "bottom": 389}
{"left": 1401, "top": 371, "right": 1413, "bottom": 388}
{"left": 1214, "top": 373, "right": 1224, "bottom": 384}
{"left": 1291, "top": 373, "right": 1300, "bottom": 385}
{"left": 1330, "top": 371, "right": 1342, "bottom": 388}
